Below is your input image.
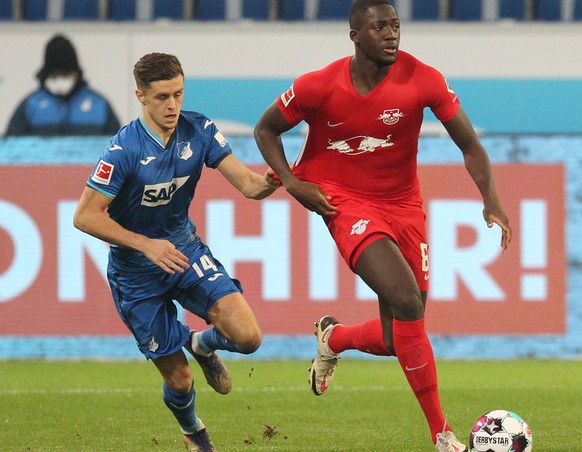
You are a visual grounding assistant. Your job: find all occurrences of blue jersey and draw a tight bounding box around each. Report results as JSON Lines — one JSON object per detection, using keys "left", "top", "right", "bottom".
{"left": 87, "top": 111, "right": 231, "bottom": 269}
{"left": 6, "top": 83, "right": 120, "bottom": 136}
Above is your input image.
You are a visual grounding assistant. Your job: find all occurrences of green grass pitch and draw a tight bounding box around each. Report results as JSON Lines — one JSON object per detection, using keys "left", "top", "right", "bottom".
{"left": 0, "top": 359, "right": 580, "bottom": 451}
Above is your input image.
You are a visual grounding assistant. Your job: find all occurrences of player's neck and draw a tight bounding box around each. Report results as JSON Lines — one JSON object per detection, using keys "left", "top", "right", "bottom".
{"left": 141, "top": 115, "right": 175, "bottom": 146}
{"left": 350, "top": 56, "right": 392, "bottom": 95}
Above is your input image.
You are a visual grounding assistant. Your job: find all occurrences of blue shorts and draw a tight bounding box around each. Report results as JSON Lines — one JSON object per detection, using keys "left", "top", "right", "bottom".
{"left": 107, "top": 236, "right": 242, "bottom": 360}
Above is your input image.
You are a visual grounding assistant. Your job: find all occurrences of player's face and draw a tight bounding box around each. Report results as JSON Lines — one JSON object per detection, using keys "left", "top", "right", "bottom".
{"left": 351, "top": 4, "right": 400, "bottom": 67}
{"left": 137, "top": 75, "right": 184, "bottom": 135}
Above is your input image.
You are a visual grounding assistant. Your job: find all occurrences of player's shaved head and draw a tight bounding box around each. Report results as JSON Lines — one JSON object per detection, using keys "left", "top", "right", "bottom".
{"left": 349, "top": 0, "right": 396, "bottom": 29}
{"left": 133, "top": 53, "right": 184, "bottom": 91}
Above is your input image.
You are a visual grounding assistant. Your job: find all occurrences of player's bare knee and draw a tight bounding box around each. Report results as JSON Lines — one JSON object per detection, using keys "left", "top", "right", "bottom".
{"left": 383, "top": 291, "right": 424, "bottom": 321}
{"left": 164, "top": 370, "right": 193, "bottom": 393}
{"left": 237, "top": 331, "right": 262, "bottom": 354}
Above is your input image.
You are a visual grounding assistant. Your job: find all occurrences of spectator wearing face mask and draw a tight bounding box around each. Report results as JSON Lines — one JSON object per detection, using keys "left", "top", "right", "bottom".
{"left": 5, "top": 34, "right": 121, "bottom": 136}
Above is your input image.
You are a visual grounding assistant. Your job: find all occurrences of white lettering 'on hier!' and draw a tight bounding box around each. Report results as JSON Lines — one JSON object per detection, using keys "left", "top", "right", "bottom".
{"left": 0, "top": 197, "right": 550, "bottom": 305}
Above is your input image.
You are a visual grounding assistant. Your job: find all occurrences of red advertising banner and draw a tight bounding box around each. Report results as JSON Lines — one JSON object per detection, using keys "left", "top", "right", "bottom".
{"left": 0, "top": 164, "right": 565, "bottom": 336}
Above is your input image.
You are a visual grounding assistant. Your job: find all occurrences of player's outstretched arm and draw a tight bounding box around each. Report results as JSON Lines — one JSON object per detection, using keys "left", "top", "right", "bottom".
{"left": 216, "top": 154, "right": 280, "bottom": 200}
{"left": 442, "top": 107, "right": 512, "bottom": 251}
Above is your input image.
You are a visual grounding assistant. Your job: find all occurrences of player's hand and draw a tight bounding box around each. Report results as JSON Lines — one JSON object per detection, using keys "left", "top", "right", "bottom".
{"left": 265, "top": 168, "right": 282, "bottom": 189}
{"left": 483, "top": 207, "right": 512, "bottom": 252}
{"left": 142, "top": 238, "right": 190, "bottom": 274}
{"left": 285, "top": 179, "right": 337, "bottom": 216}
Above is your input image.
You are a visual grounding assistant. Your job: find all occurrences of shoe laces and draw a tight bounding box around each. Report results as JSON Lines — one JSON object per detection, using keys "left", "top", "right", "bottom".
{"left": 205, "top": 353, "right": 223, "bottom": 371}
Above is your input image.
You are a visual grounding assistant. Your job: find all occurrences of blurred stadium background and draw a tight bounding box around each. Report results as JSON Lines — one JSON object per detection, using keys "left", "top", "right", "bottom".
{"left": 0, "top": 0, "right": 581, "bottom": 361}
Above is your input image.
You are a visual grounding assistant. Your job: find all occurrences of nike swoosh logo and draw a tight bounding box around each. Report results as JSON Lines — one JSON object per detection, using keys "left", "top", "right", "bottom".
{"left": 108, "top": 144, "right": 123, "bottom": 151}
{"left": 208, "top": 273, "right": 224, "bottom": 281}
{"left": 424, "top": 273, "right": 429, "bottom": 280}
{"left": 140, "top": 156, "right": 156, "bottom": 165}
{"left": 321, "top": 329, "right": 332, "bottom": 344}
{"left": 405, "top": 362, "right": 428, "bottom": 372}
{"left": 204, "top": 119, "right": 213, "bottom": 129}
{"left": 327, "top": 121, "right": 343, "bottom": 127}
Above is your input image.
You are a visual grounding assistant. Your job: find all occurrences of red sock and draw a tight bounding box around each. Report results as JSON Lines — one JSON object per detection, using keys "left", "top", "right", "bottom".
{"left": 328, "top": 318, "right": 392, "bottom": 356}
{"left": 392, "top": 318, "right": 449, "bottom": 443}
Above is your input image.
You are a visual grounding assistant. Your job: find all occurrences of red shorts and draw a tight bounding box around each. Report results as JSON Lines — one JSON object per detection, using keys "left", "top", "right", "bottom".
{"left": 324, "top": 193, "right": 429, "bottom": 291}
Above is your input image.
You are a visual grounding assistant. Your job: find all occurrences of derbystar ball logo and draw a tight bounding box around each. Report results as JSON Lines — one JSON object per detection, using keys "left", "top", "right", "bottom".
{"left": 91, "top": 160, "right": 114, "bottom": 185}
{"left": 141, "top": 176, "right": 189, "bottom": 207}
{"left": 474, "top": 436, "right": 509, "bottom": 446}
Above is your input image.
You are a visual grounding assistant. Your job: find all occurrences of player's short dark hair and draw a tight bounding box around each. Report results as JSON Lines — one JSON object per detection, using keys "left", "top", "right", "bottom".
{"left": 133, "top": 53, "right": 184, "bottom": 90}
{"left": 349, "top": 0, "right": 395, "bottom": 28}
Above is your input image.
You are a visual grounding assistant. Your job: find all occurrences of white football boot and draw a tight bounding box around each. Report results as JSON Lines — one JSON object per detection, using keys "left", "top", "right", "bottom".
{"left": 308, "top": 315, "right": 341, "bottom": 396}
{"left": 435, "top": 430, "right": 469, "bottom": 452}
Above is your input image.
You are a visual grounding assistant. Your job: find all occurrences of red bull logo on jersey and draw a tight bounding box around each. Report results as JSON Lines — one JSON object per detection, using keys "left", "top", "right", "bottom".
{"left": 141, "top": 176, "right": 189, "bottom": 207}
{"left": 350, "top": 219, "right": 370, "bottom": 235}
{"left": 327, "top": 135, "right": 393, "bottom": 156}
{"left": 378, "top": 109, "right": 405, "bottom": 125}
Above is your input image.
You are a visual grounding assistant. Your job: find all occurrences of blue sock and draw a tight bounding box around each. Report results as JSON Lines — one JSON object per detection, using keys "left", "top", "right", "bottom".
{"left": 197, "top": 327, "right": 246, "bottom": 354}
{"left": 162, "top": 383, "right": 200, "bottom": 434}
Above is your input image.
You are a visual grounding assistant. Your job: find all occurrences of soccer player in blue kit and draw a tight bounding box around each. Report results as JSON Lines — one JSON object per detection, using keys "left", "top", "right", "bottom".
{"left": 73, "top": 53, "right": 281, "bottom": 451}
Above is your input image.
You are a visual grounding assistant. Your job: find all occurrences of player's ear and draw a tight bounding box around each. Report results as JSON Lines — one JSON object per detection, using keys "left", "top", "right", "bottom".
{"left": 350, "top": 29, "right": 359, "bottom": 45}
{"left": 135, "top": 89, "right": 146, "bottom": 105}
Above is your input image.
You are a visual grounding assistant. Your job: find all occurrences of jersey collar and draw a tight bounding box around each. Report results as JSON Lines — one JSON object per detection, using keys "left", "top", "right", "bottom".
{"left": 138, "top": 116, "right": 175, "bottom": 150}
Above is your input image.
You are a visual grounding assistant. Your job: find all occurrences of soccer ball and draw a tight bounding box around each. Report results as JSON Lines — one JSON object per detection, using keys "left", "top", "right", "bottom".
{"left": 470, "top": 409, "right": 533, "bottom": 452}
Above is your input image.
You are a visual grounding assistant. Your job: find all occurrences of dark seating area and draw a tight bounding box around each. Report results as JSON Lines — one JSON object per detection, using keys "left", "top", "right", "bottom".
{"left": 1, "top": 0, "right": 581, "bottom": 22}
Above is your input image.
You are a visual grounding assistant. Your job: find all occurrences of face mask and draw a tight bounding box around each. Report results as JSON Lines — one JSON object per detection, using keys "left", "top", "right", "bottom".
{"left": 45, "top": 75, "right": 77, "bottom": 96}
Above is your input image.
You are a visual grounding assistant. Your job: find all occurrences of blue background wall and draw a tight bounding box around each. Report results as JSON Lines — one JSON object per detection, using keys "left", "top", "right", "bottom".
{"left": 185, "top": 78, "right": 582, "bottom": 134}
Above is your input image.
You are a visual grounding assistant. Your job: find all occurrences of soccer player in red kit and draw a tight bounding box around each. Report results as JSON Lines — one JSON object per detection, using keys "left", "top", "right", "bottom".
{"left": 254, "top": 0, "right": 512, "bottom": 450}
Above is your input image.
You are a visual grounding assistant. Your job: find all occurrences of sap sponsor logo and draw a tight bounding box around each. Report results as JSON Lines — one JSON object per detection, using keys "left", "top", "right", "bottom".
{"left": 214, "top": 131, "right": 227, "bottom": 148}
{"left": 91, "top": 160, "right": 114, "bottom": 185}
{"left": 280, "top": 85, "right": 295, "bottom": 107}
{"left": 141, "top": 176, "right": 189, "bottom": 207}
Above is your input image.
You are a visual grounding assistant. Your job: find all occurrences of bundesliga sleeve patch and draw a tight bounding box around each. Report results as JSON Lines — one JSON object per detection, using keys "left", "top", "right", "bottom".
{"left": 91, "top": 159, "right": 114, "bottom": 185}
{"left": 214, "top": 131, "right": 228, "bottom": 148}
{"left": 280, "top": 85, "right": 295, "bottom": 107}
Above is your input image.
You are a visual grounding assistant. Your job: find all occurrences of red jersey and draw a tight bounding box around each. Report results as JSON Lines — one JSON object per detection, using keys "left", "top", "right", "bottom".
{"left": 277, "top": 51, "right": 460, "bottom": 203}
